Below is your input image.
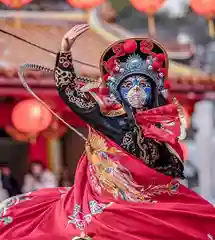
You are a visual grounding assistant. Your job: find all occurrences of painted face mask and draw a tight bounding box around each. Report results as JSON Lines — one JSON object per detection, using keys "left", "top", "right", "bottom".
{"left": 119, "top": 75, "right": 151, "bottom": 109}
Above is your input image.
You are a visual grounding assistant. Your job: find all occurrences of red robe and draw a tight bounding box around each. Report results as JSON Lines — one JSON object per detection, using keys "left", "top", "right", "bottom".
{"left": 0, "top": 104, "right": 215, "bottom": 240}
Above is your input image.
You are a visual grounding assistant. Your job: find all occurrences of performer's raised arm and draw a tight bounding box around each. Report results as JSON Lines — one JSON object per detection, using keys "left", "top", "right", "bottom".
{"left": 55, "top": 24, "right": 99, "bottom": 122}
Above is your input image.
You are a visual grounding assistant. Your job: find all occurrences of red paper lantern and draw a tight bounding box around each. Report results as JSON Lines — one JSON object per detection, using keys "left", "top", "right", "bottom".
{"left": 190, "top": 0, "right": 215, "bottom": 17}
{"left": 43, "top": 119, "right": 67, "bottom": 139}
{"left": 190, "top": 0, "right": 215, "bottom": 37}
{"left": 0, "top": 0, "right": 32, "bottom": 8}
{"left": 12, "top": 99, "right": 52, "bottom": 134}
{"left": 67, "top": 0, "right": 105, "bottom": 9}
{"left": 130, "top": 0, "right": 166, "bottom": 14}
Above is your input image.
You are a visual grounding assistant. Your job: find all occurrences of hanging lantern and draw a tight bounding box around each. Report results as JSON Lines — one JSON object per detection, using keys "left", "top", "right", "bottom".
{"left": 130, "top": 0, "right": 166, "bottom": 37}
{"left": 0, "top": 0, "right": 32, "bottom": 8}
{"left": 0, "top": 0, "right": 32, "bottom": 28}
{"left": 5, "top": 125, "right": 36, "bottom": 142}
{"left": 42, "top": 118, "right": 67, "bottom": 139}
{"left": 67, "top": 0, "right": 105, "bottom": 9}
{"left": 190, "top": 0, "right": 215, "bottom": 38}
{"left": 12, "top": 99, "right": 52, "bottom": 135}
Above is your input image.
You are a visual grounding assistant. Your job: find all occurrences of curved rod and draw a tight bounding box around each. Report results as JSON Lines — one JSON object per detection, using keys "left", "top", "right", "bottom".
{"left": 18, "top": 63, "right": 87, "bottom": 141}
{"left": 0, "top": 28, "right": 99, "bottom": 69}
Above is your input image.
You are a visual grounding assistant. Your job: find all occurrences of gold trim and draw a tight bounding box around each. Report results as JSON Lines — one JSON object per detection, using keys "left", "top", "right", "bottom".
{"left": 90, "top": 92, "right": 126, "bottom": 117}
{"left": 172, "top": 97, "right": 187, "bottom": 140}
{"left": 72, "top": 235, "right": 92, "bottom": 240}
{"left": 86, "top": 130, "right": 180, "bottom": 202}
{"left": 165, "top": 143, "right": 183, "bottom": 164}
{"left": 103, "top": 108, "right": 126, "bottom": 117}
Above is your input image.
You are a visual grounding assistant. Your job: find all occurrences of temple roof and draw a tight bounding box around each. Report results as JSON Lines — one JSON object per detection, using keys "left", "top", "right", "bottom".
{"left": 0, "top": 11, "right": 213, "bottom": 95}
{"left": 0, "top": 17, "right": 108, "bottom": 76}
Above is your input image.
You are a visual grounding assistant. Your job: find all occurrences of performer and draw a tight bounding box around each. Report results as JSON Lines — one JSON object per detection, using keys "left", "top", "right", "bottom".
{"left": 0, "top": 24, "right": 215, "bottom": 240}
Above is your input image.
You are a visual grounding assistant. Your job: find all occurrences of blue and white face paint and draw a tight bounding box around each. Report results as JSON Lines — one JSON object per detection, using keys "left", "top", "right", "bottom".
{"left": 119, "top": 75, "right": 152, "bottom": 109}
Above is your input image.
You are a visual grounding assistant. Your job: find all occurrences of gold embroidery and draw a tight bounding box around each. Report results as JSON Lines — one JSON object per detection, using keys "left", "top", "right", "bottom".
{"left": 55, "top": 52, "right": 97, "bottom": 110}
{"left": 87, "top": 134, "right": 108, "bottom": 152}
{"left": 173, "top": 97, "right": 187, "bottom": 140}
{"left": 104, "top": 108, "right": 126, "bottom": 117}
{"left": 121, "top": 128, "right": 160, "bottom": 167}
{"left": 90, "top": 92, "right": 126, "bottom": 117}
{"left": 86, "top": 131, "right": 179, "bottom": 202}
{"left": 55, "top": 67, "right": 73, "bottom": 88}
{"left": 58, "top": 51, "right": 73, "bottom": 67}
{"left": 72, "top": 233, "right": 92, "bottom": 240}
{"left": 65, "top": 86, "right": 96, "bottom": 109}
{"left": 80, "top": 81, "right": 101, "bottom": 92}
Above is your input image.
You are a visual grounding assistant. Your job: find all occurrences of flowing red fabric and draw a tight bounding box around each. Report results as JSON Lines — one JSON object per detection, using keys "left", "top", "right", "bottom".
{"left": 1, "top": 106, "right": 215, "bottom": 239}
{"left": 135, "top": 103, "right": 184, "bottom": 159}
{"left": 135, "top": 103, "right": 181, "bottom": 145}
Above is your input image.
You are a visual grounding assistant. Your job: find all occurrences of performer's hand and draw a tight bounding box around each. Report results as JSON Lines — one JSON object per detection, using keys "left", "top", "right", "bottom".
{"left": 61, "top": 24, "right": 89, "bottom": 51}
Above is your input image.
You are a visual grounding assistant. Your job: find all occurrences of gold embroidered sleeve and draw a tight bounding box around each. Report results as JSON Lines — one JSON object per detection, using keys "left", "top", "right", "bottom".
{"left": 55, "top": 51, "right": 76, "bottom": 89}
{"left": 54, "top": 51, "right": 97, "bottom": 112}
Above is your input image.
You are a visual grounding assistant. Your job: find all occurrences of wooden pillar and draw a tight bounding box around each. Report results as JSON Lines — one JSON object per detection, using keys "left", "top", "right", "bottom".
{"left": 29, "top": 135, "right": 48, "bottom": 166}
{"left": 64, "top": 127, "right": 88, "bottom": 184}
{"left": 47, "top": 138, "right": 62, "bottom": 178}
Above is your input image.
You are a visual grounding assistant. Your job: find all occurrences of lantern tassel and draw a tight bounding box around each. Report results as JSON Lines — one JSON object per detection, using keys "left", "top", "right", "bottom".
{"left": 18, "top": 64, "right": 87, "bottom": 141}
{"left": 208, "top": 19, "right": 215, "bottom": 38}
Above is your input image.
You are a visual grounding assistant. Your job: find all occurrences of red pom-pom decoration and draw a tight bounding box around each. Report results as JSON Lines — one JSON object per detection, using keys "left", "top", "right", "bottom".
{"left": 151, "top": 53, "right": 157, "bottom": 58}
{"left": 103, "top": 73, "right": 109, "bottom": 82}
{"left": 156, "top": 53, "right": 165, "bottom": 63}
{"left": 160, "top": 68, "right": 167, "bottom": 77}
{"left": 152, "top": 61, "right": 161, "bottom": 70}
{"left": 164, "top": 80, "right": 171, "bottom": 89}
{"left": 123, "top": 39, "right": 137, "bottom": 54}
{"left": 140, "top": 46, "right": 152, "bottom": 54}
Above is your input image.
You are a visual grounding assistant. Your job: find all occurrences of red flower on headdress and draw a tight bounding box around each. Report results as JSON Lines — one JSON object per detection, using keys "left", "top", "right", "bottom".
{"left": 152, "top": 61, "right": 161, "bottom": 71}
{"left": 112, "top": 43, "right": 125, "bottom": 57}
{"left": 156, "top": 53, "right": 166, "bottom": 63}
{"left": 140, "top": 39, "right": 154, "bottom": 54}
{"left": 103, "top": 56, "right": 117, "bottom": 73}
{"left": 123, "top": 39, "right": 137, "bottom": 54}
{"left": 152, "top": 54, "right": 167, "bottom": 75}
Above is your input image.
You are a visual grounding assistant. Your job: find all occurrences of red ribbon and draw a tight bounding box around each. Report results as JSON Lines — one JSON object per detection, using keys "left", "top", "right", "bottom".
{"left": 135, "top": 103, "right": 181, "bottom": 146}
